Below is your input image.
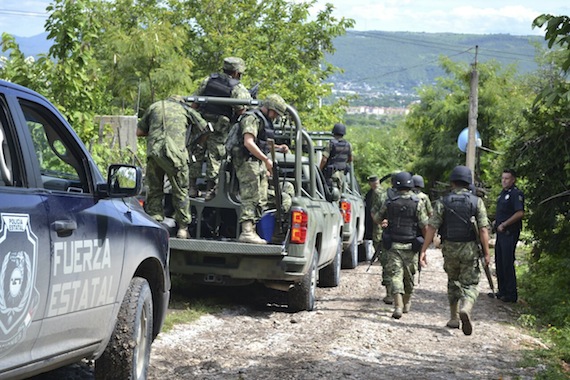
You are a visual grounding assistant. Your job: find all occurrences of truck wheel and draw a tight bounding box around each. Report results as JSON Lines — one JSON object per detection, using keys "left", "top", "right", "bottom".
{"left": 288, "top": 250, "right": 318, "bottom": 312}
{"left": 95, "top": 277, "right": 153, "bottom": 380}
{"left": 359, "top": 240, "right": 374, "bottom": 262}
{"left": 342, "top": 236, "right": 358, "bottom": 269}
{"left": 319, "top": 240, "right": 341, "bottom": 287}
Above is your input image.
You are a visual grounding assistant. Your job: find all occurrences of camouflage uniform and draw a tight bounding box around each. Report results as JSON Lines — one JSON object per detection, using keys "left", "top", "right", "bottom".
{"left": 268, "top": 180, "right": 295, "bottom": 214}
{"left": 377, "top": 190, "right": 429, "bottom": 298}
{"left": 190, "top": 70, "right": 251, "bottom": 186}
{"left": 371, "top": 187, "right": 396, "bottom": 294}
{"left": 138, "top": 98, "right": 191, "bottom": 227}
{"left": 429, "top": 188, "right": 489, "bottom": 305}
{"left": 416, "top": 190, "right": 433, "bottom": 217}
{"left": 233, "top": 112, "right": 269, "bottom": 224}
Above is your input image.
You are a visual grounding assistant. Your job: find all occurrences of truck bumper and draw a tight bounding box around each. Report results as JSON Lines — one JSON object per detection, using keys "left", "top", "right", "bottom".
{"left": 169, "top": 238, "right": 309, "bottom": 285}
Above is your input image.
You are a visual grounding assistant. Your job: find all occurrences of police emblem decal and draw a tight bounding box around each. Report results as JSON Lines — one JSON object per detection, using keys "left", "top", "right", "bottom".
{"left": 0, "top": 213, "right": 39, "bottom": 355}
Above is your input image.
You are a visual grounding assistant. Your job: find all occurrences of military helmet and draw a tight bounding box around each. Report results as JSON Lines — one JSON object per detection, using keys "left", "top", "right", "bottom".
{"left": 332, "top": 123, "right": 346, "bottom": 136}
{"left": 263, "top": 94, "right": 287, "bottom": 117}
{"left": 449, "top": 165, "right": 473, "bottom": 184}
{"left": 393, "top": 171, "right": 414, "bottom": 189}
{"left": 412, "top": 174, "right": 425, "bottom": 188}
{"left": 223, "top": 57, "right": 246, "bottom": 73}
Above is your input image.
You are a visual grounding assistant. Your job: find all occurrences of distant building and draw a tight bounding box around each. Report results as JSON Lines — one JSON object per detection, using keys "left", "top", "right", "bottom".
{"left": 346, "top": 106, "right": 410, "bottom": 116}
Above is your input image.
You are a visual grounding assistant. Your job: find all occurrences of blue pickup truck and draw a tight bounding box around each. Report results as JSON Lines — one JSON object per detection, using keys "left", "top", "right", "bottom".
{"left": 0, "top": 80, "right": 170, "bottom": 379}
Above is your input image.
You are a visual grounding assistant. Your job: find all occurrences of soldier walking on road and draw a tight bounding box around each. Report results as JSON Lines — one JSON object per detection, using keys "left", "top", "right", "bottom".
{"left": 190, "top": 57, "right": 252, "bottom": 200}
{"left": 369, "top": 177, "right": 392, "bottom": 304}
{"left": 412, "top": 174, "right": 433, "bottom": 218}
{"left": 374, "top": 172, "right": 428, "bottom": 319}
{"left": 420, "top": 165, "right": 491, "bottom": 336}
{"left": 137, "top": 96, "right": 195, "bottom": 239}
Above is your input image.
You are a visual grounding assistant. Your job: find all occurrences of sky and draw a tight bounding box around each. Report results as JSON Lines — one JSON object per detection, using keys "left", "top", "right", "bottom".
{"left": 0, "top": 0, "right": 569, "bottom": 38}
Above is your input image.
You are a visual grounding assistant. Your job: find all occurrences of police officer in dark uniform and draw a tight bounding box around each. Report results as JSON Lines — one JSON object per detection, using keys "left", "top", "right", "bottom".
{"left": 492, "top": 169, "right": 524, "bottom": 303}
{"left": 319, "top": 123, "right": 352, "bottom": 191}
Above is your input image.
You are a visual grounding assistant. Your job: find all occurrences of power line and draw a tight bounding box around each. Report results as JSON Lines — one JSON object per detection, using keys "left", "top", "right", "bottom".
{"left": 349, "top": 30, "right": 538, "bottom": 64}
{"left": 0, "top": 9, "right": 48, "bottom": 18}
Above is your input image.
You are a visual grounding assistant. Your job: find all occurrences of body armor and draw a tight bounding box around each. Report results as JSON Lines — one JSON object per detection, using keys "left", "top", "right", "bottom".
{"left": 440, "top": 192, "right": 478, "bottom": 242}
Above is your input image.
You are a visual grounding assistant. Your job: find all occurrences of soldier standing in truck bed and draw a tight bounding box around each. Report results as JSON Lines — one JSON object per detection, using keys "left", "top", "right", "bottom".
{"left": 190, "top": 57, "right": 252, "bottom": 200}
{"left": 319, "top": 123, "right": 352, "bottom": 192}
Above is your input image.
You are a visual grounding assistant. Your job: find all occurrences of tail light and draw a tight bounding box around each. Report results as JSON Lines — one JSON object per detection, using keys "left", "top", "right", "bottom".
{"left": 290, "top": 208, "right": 308, "bottom": 244}
{"left": 340, "top": 200, "right": 351, "bottom": 224}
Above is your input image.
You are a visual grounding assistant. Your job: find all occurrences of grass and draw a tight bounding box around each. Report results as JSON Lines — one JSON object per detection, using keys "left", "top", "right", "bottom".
{"left": 515, "top": 246, "right": 570, "bottom": 379}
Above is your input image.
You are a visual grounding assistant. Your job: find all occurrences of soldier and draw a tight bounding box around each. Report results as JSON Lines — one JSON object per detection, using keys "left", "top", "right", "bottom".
{"left": 412, "top": 174, "right": 433, "bottom": 217}
{"left": 137, "top": 96, "right": 195, "bottom": 239}
{"left": 190, "top": 57, "right": 252, "bottom": 200}
{"left": 364, "top": 175, "right": 380, "bottom": 243}
{"left": 231, "top": 94, "right": 288, "bottom": 244}
{"left": 374, "top": 171, "right": 428, "bottom": 319}
{"left": 420, "top": 165, "right": 491, "bottom": 336}
{"left": 319, "top": 123, "right": 352, "bottom": 192}
{"left": 369, "top": 177, "right": 392, "bottom": 304}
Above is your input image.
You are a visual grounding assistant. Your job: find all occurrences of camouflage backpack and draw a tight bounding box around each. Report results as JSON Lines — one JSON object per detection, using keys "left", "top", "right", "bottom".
{"left": 225, "top": 120, "right": 243, "bottom": 157}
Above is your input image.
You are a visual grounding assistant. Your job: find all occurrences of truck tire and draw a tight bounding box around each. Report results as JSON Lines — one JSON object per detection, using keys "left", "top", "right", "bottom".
{"left": 319, "top": 240, "right": 341, "bottom": 287}
{"left": 342, "top": 235, "right": 358, "bottom": 269}
{"left": 95, "top": 277, "right": 153, "bottom": 380}
{"left": 359, "top": 240, "right": 374, "bottom": 262}
{"left": 288, "top": 250, "right": 318, "bottom": 312}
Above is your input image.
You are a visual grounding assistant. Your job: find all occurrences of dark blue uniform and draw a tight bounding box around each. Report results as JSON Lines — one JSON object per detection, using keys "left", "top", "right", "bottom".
{"left": 495, "top": 185, "right": 524, "bottom": 302}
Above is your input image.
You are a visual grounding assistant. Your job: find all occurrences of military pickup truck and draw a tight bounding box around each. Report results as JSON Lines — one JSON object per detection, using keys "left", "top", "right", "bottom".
{"left": 0, "top": 80, "right": 170, "bottom": 379}
{"left": 167, "top": 97, "right": 344, "bottom": 312}
{"left": 338, "top": 162, "right": 366, "bottom": 268}
{"left": 311, "top": 132, "right": 366, "bottom": 269}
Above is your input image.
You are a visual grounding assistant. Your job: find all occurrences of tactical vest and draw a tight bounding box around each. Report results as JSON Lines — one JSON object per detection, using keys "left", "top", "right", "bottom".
{"left": 386, "top": 195, "right": 419, "bottom": 243}
{"left": 227, "top": 109, "right": 273, "bottom": 159}
{"left": 440, "top": 192, "right": 478, "bottom": 242}
{"left": 325, "top": 139, "right": 351, "bottom": 176}
{"left": 199, "top": 73, "right": 240, "bottom": 119}
{"left": 254, "top": 109, "right": 274, "bottom": 155}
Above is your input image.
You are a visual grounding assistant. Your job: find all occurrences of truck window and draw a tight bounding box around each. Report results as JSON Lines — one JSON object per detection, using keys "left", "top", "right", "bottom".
{"left": 19, "top": 100, "right": 90, "bottom": 194}
{"left": 0, "top": 97, "right": 18, "bottom": 187}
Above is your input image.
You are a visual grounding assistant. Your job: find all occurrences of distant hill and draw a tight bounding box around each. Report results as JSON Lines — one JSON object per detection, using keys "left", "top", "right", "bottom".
{"left": 9, "top": 33, "right": 52, "bottom": 58}
{"left": 7, "top": 31, "right": 547, "bottom": 99}
{"left": 326, "top": 31, "right": 546, "bottom": 96}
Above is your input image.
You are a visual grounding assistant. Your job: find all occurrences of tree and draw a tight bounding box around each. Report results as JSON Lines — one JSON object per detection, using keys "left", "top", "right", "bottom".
{"left": 404, "top": 56, "right": 532, "bottom": 201}
{"left": 532, "top": 15, "right": 570, "bottom": 105}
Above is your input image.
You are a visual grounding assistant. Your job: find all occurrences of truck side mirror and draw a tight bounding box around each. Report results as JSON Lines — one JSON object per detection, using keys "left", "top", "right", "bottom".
{"left": 107, "top": 164, "right": 143, "bottom": 198}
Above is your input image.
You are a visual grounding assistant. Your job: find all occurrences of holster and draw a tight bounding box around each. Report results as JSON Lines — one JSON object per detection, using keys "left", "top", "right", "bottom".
{"left": 412, "top": 236, "right": 424, "bottom": 253}
{"left": 382, "top": 230, "right": 392, "bottom": 250}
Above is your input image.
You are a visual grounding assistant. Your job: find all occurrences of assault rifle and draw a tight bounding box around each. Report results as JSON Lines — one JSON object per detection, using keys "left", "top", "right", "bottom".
{"left": 471, "top": 216, "right": 496, "bottom": 296}
{"left": 249, "top": 81, "right": 262, "bottom": 99}
{"left": 268, "top": 138, "right": 283, "bottom": 235}
{"left": 366, "top": 245, "right": 380, "bottom": 272}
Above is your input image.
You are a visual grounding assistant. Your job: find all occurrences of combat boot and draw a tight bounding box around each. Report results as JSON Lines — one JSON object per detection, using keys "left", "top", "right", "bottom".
{"left": 189, "top": 178, "right": 198, "bottom": 198}
{"left": 204, "top": 180, "right": 216, "bottom": 201}
{"left": 392, "top": 293, "right": 403, "bottom": 319}
{"left": 176, "top": 227, "right": 189, "bottom": 239}
{"left": 459, "top": 298, "right": 474, "bottom": 336}
{"left": 446, "top": 302, "right": 460, "bottom": 329}
{"left": 403, "top": 293, "right": 412, "bottom": 313}
{"left": 382, "top": 284, "right": 394, "bottom": 304}
{"left": 238, "top": 221, "right": 267, "bottom": 244}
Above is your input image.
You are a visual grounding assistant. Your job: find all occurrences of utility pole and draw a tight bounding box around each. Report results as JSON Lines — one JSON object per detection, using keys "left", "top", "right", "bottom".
{"left": 466, "top": 46, "right": 479, "bottom": 181}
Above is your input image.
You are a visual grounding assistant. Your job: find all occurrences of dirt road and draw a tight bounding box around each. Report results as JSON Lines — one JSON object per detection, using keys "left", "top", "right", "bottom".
{"left": 147, "top": 247, "right": 546, "bottom": 380}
